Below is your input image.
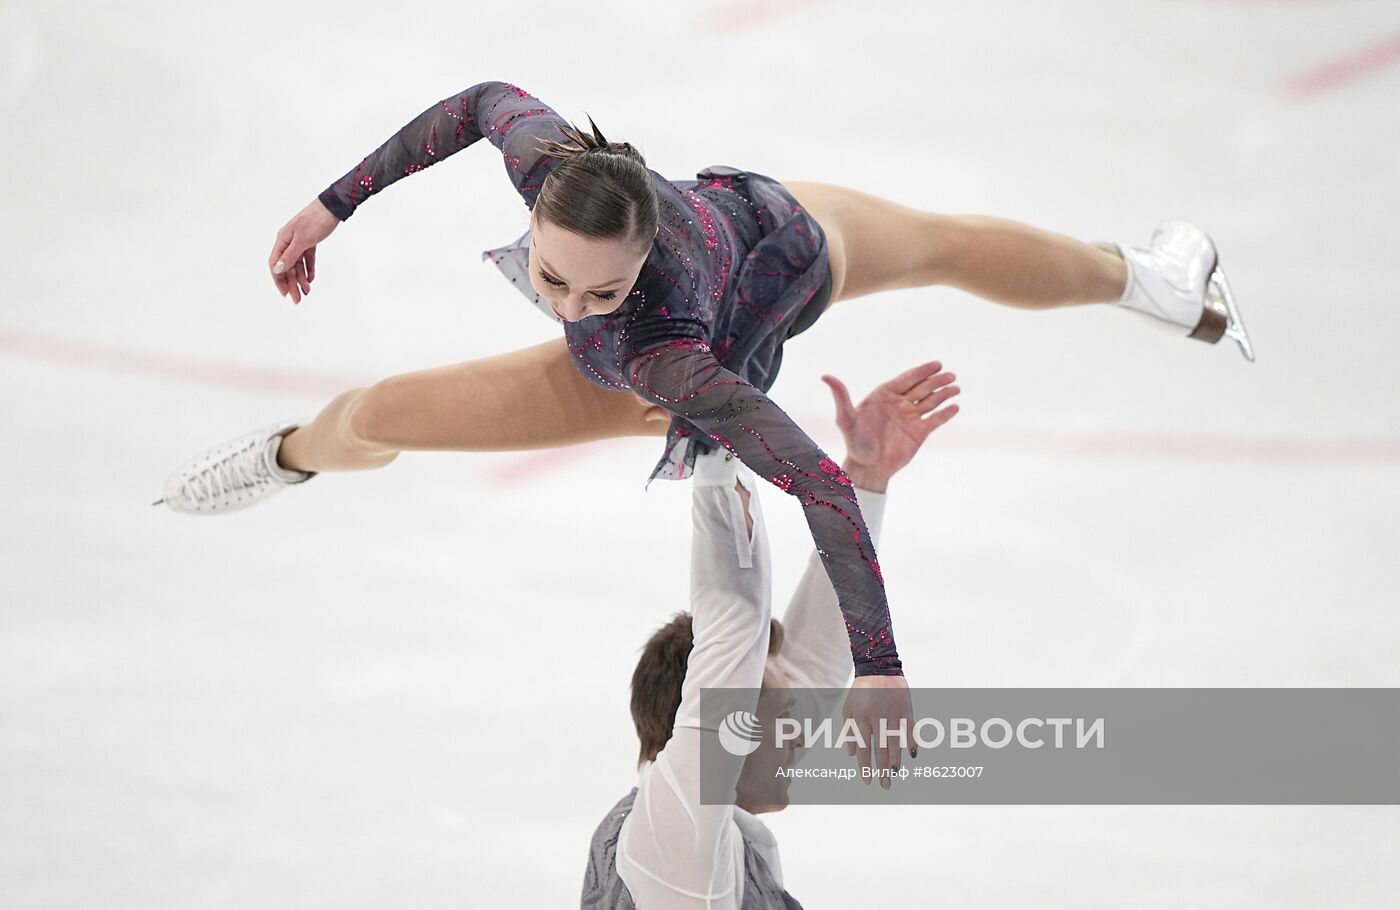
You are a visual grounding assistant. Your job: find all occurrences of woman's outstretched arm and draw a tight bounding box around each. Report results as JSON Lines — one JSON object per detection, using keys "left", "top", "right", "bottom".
{"left": 318, "top": 80, "right": 565, "bottom": 218}
{"left": 627, "top": 339, "right": 901, "bottom": 678}
{"left": 269, "top": 82, "right": 566, "bottom": 301}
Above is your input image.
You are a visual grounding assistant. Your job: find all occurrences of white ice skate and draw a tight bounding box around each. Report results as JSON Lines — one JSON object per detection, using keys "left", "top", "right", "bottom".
{"left": 155, "top": 421, "right": 314, "bottom": 515}
{"left": 1107, "top": 221, "right": 1255, "bottom": 362}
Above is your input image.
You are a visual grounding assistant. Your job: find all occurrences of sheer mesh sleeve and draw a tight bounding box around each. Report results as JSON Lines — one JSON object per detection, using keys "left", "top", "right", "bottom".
{"left": 317, "top": 81, "right": 564, "bottom": 220}
{"left": 628, "top": 340, "right": 902, "bottom": 677}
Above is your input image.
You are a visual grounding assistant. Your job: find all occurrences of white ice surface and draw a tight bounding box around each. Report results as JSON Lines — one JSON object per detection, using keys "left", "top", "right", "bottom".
{"left": 1, "top": 0, "right": 1398, "bottom": 907}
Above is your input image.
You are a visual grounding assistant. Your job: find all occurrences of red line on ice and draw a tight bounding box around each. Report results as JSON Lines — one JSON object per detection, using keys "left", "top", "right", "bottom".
{"left": 486, "top": 421, "right": 1400, "bottom": 485}
{"left": 0, "top": 327, "right": 366, "bottom": 399}
{"left": 1286, "top": 33, "right": 1400, "bottom": 96}
{"left": 5, "top": 328, "right": 1399, "bottom": 482}
{"left": 702, "top": 0, "right": 834, "bottom": 34}
{"left": 484, "top": 440, "right": 627, "bottom": 484}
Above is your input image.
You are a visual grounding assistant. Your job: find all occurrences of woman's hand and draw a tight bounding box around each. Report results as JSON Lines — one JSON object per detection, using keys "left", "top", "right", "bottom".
{"left": 822, "top": 360, "right": 960, "bottom": 488}
{"left": 269, "top": 198, "right": 341, "bottom": 303}
{"left": 843, "top": 674, "right": 915, "bottom": 789}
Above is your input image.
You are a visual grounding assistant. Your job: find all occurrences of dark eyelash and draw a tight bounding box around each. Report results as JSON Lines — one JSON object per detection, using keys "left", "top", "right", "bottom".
{"left": 540, "top": 270, "right": 617, "bottom": 301}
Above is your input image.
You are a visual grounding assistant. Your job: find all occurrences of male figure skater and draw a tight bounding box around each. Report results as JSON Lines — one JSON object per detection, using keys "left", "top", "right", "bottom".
{"left": 581, "top": 359, "right": 960, "bottom": 908}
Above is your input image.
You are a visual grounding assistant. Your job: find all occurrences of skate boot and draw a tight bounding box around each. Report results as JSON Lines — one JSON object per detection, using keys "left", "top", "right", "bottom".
{"left": 155, "top": 421, "right": 314, "bottom": 514}
{"left": 1104, "top": 221, "right": 1255, "bottom": 362}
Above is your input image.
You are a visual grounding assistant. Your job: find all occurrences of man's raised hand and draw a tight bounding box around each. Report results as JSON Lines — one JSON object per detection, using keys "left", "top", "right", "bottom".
{"left": 822, "top": 359, "right": 960, "bottom": 481}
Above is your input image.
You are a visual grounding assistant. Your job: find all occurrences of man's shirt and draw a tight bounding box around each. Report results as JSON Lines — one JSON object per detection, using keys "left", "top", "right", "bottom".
{"left": 615, "top": 450, "right": 888, "bottom": 908}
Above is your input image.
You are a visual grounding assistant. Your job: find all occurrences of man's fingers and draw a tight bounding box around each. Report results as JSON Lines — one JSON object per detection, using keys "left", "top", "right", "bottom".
{"left": 916, "top": 385, "right": 960, "bottom": 416}
{"left": 920, "top": 403, "right": 960, "bottom": 437}
{"left": 294, "top": 259, "right": 310, "bottom": 296}
{"left": 907, "top": 371, "right": 956, "bottom": 404}
{"left": 821, "top": 375, "right": 854, "bottom": 422}
{"left": 304, "top": 245, "right": 317, "bottom": 282}
{"left": 887, "top": 360, "right": 943, "bottom": 396}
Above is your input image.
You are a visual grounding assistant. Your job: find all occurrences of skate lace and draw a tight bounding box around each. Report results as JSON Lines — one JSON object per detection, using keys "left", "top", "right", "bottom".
{"left": 187, "top": 440, "right": 270, "bottom": 503}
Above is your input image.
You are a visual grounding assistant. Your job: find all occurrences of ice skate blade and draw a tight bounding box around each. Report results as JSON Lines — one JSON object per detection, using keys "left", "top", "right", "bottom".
{"left": 1206, "top": 263, "right": 1254, "bottom": 362}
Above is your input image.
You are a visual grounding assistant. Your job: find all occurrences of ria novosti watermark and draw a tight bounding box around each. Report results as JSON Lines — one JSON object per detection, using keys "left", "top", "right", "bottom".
{"left": 699, "top": 688, "right": 1400, "bottom": 805}
{"left": 768, "top": 714, "right": 1105, "bottom": 753}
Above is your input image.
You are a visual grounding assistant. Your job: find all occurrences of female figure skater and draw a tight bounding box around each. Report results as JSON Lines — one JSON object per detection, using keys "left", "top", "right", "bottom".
{"left": 158, "top": 81, "right": 1251, "bottom": 710}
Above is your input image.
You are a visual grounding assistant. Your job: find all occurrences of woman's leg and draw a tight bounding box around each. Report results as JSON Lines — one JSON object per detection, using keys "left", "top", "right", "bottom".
{"left": 278, "top": 336, "right": 668, "bottom": 474}
{"left": 782, "top": 181, "right": 1126, "bottom": 309}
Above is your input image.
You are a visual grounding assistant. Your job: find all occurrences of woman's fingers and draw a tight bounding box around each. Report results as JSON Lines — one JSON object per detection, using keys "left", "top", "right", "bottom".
{"left": 843, "top": 692, "right": 873, "bottom": 777}
{"left": 849, "top": 708, "right": 905, "bottom": 789}
{"left": 270, "top": 202, "right": 335, "bottom": 303}
{"left": 854, "top": 717, "right": 875, "bottom": 783}
{"left": 268, "top": 228, "right": 291, "bottom": 271}
{"left": 846, "top": 678, "right": 915, "bottom": 789}
{"left": 275, "top": 233, "right": 306, "bottom": 276}
{"left": 884, "top": 723, "right": 905, "bottom": 786}
{"left": 269, "top": 231, "right": 293, "bottom": 296}
{"left": 887, "top": 691, "right": 915, "bottom": 788}
{"left": 286, "top": 262, "right": 303, "bottom": 304}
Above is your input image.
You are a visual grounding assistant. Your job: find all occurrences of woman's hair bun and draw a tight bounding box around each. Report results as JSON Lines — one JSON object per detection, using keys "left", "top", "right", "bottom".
{"left": 533, "top": 113, "right": 657, "bottom": 249}
{"left": 537, "top": 115, "right": 646, "bottom": 165}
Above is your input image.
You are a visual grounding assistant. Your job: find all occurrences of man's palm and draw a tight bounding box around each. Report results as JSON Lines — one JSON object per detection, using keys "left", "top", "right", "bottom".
{"left": 823, "top": 360, "right": 960, "bottom": 476}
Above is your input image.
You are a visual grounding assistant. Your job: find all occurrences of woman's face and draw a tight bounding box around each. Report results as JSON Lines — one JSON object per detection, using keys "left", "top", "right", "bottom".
{"left": 528, "top": 212, "right": 651, "bottom": 323}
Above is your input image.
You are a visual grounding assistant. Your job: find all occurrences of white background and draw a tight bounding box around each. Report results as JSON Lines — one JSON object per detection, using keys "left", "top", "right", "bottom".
{"left": 1, "top": 0, "right": 1397, "bottom": 906}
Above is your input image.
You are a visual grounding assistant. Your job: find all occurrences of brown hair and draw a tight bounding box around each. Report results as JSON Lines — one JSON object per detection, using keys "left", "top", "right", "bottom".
{"left": 630, "top": 612, "right": 785, "bottom": 765}
{"left": 534, "top": 117, "right": 658, "bottom": 252}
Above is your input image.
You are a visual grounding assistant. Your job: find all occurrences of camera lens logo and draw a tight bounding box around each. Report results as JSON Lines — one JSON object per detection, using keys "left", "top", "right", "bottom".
{"left": 718, "top": 710, "right": 763, "bottom": 756}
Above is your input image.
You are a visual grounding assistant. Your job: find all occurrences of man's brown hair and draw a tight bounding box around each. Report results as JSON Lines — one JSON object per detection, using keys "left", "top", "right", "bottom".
{"left": 630, "top": 612, "right": 785, "bottom": 764}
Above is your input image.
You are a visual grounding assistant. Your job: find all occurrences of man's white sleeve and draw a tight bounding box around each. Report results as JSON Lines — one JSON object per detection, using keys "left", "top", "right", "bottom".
{"left": 617, "top": 452, "right": 773, "bottom": 910}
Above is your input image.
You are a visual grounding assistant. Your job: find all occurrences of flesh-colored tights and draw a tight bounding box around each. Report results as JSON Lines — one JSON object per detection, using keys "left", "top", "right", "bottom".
{"left": 277, "top": 181, "right": 1125, "bottom": 474}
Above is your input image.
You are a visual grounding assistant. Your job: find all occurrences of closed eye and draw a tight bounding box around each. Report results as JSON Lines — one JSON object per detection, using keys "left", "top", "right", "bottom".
{"left": 539, "top": 270, "right": 620, "bottom": 301}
